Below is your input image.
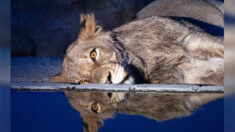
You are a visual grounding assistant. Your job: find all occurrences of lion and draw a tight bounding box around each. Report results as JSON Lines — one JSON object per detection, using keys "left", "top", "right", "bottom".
{"left": 50, "top": 14, "right": 223, "bottom": 86}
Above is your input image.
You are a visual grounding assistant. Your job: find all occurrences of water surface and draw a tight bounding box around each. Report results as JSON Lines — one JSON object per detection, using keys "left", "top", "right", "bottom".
{"left": 11, "top": 90, "right": 223, "bottom": 132}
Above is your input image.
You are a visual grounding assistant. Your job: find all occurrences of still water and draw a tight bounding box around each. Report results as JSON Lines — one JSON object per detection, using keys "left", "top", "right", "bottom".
{"left": 11, "top": 90, "right": 223, "bottom": 132}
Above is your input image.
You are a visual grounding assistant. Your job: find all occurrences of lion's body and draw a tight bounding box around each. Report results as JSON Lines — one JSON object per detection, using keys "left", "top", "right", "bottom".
{"left": 111, "top": 16, "right": 223, "bottom": 85}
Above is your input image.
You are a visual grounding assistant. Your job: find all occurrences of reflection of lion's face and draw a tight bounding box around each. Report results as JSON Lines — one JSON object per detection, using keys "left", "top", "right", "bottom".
{"left": 64, "top": 91, "right": 117, "bottom": 132}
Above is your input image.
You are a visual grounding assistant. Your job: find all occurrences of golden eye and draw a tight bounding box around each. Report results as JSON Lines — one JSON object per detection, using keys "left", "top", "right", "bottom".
{"left": 79, "top": 80, "right": 86, "bottom": 84}
{"left": 91, "top": 103, "right": 99, "bottom": 113}
{"left": 90, "top": 50, "right": 97, "bottom": 60}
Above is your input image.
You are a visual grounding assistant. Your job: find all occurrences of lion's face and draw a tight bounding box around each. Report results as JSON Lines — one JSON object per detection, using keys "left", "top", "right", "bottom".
{"left": 60, "top": 36, "right": 127, "bottom": 84}
{"left": 50, "top": 14, "right": 132, "bottom": 84}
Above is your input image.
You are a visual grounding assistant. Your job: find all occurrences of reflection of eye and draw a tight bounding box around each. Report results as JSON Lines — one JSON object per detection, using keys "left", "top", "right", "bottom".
{"left": 91, "top": 103, "right": 99, "bottom": 113}
{"left": 79, "top": 80, "right": 86, "bottom": 84}
{"left": 90, "top": 49, "right": 97, "bottom": 60}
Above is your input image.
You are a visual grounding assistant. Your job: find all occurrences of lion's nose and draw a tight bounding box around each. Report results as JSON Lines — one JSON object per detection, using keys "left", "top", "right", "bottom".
{"left": 105, "top": 72, "right": 112, "bottom": 84}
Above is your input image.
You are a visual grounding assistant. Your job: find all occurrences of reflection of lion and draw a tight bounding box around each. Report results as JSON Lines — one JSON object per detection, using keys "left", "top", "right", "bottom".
{"left": 50, "top": 14, "right": 223, "bottom": 85}
{"left": 65, "top": 91, "right": 223, "bottom": 132}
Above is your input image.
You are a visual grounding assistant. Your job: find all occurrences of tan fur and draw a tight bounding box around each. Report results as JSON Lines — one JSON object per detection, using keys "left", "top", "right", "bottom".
{"left": 182, "top": 33, "right": 224, "bottom": 59}
{"left": 64, "top": 91, "right": 223, "bottom": 132}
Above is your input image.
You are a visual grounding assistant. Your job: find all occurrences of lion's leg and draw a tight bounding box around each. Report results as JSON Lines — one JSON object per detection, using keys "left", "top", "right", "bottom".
{"left": 179, "top": 57, "right": 224, "bottom": 85}
{"left": 182, "top": 33, "right": 224, "bottom": 59}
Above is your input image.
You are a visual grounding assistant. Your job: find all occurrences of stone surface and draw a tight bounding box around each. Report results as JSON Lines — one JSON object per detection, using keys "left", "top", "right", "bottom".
{"left": 12, "top": 82, "right": 224, "bottom": 93}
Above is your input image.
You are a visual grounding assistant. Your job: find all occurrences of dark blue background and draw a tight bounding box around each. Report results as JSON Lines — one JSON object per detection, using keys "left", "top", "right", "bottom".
{"left": 11, "top": 90, "right": 223, "bottom": 132}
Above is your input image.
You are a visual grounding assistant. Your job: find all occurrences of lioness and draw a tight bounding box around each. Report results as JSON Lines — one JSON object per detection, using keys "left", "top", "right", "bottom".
{"left": 50, "top": 14, "right": 223, "bottom": 85}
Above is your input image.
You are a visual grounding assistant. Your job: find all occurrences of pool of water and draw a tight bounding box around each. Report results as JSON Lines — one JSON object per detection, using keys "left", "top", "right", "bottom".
{"left": 11, "top": 90, "right": 223, "bottom": 132}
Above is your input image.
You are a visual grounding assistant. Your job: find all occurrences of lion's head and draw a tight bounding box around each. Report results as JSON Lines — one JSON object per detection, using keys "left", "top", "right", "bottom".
{"left": 50, "top": 14, "right": 134, "bottom": 84}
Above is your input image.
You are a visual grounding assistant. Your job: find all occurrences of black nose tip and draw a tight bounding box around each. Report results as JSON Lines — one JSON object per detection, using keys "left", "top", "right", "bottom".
{"left": 107, "top": 72, "right": 112, "bottom": 84}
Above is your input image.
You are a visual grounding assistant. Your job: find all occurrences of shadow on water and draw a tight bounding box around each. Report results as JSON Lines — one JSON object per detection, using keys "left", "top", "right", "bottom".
{"left": 11, "top": 90, "right": 224, "bottom": 132}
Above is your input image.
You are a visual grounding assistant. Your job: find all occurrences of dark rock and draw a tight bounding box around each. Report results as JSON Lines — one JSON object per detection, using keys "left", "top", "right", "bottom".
{"left": 137, "top": 0, "right": 224, "bottom": 27}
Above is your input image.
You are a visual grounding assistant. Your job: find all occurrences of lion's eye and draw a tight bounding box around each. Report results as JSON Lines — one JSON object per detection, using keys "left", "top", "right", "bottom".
{"left": 91, "top": 103, "right": 99, "bottom": 113}
{"left": 79, "top": 80, "right": 86, "bottom": 84}
{"left": 90, "top": 49, "right": 97, "bottom": 60}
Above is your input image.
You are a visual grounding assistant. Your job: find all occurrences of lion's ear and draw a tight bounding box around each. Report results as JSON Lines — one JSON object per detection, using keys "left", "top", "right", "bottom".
{"left": 79, "top": 13, "right": 102, "bottom": 40}
{"left": 49, "top": 73, "right": 67, "bottom": 83}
